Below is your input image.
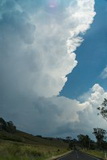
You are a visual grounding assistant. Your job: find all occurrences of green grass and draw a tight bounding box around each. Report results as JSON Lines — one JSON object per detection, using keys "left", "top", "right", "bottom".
{"left": 82, "top": 149, "right": 107, "bottom": 159}
{"left": 0, "top": 131, "right": 69, "bottom": 160}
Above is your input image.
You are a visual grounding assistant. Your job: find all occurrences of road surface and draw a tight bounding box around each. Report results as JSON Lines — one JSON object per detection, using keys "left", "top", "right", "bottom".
{"left": 57, "top": 151, "right": 100, "bottom": 160}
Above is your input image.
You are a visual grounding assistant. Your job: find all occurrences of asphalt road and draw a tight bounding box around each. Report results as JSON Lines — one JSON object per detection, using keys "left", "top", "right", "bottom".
{"left": 57, "top": 151, "right": 100, "bottom": 160}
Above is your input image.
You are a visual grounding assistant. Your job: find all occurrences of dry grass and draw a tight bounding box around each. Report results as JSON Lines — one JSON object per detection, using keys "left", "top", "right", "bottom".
{"left": 0, "top": 131, "right": 69, "bottom": 160}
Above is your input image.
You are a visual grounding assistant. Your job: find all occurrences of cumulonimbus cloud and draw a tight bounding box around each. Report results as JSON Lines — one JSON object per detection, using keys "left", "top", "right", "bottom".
{"left": 0, "top": 0, "right": 96, "bottom": 97}
{"left": 0, "top": 0, "right": 98, "bottom": 137}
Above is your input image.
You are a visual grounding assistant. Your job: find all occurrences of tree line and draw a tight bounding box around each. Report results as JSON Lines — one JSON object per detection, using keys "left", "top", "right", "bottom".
{"left": 66, "top": 127, "right": 107, "bottom": 151}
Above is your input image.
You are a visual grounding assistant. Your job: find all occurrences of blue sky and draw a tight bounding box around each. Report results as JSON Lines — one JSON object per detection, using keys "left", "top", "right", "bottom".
{"left": 61, "top": 0, "right": 107, "bottom": 99}
{"left": 0, "top": 0, "right": 107, "bottom": 139}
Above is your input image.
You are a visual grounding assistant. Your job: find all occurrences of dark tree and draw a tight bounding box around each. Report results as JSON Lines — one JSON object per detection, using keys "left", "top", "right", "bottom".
{"left": 69, "top": 139, "right": 77, "bottom": 150}
{"left": 0, "top": 118, "right": 16, "bottom": 133}
{"left": 98, "top": 98, "right": 107, "bottom": 120}
{"left": 7, "top": 121, "right": 16, "bottom": 133}
{"left": 0, "top": 118, "right": 7, "bottom": 131}
{"left": 66, "top": 136, "right": 72, "bottom": 142}
{"left": 93, "top": 128, "right": 106, "bottom": 149}
{"left": 77, "top": 134, "right": 91, "bottom": 149}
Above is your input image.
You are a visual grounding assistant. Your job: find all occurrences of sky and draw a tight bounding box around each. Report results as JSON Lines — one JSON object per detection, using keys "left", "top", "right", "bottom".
{"left": 0, "top": 0, "right": 107, "bottom": 139}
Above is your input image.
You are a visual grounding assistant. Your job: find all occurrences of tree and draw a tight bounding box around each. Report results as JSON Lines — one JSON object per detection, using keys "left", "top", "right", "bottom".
{"left": 6, "top": 121, "right": 16, "bottom": 133}
{"left": 66, "top": 136, "right": 72, "bottom": 142}
{"left": 0, "top": 118, "right": 7, "bottom": 131}
{"left": 0, "top": 118, "right": 16, "bottom": 133}
{"left": 97, "top": 98, "right": 107, "bottom": 120}
{"left": 93, "top": 128, "right": 106, "bottom": 149}
{"left": 77, "top": 134, "right": 91, "bottom": 149}
{"left": 69, "top": 139, "right": 77, "bottom": 150}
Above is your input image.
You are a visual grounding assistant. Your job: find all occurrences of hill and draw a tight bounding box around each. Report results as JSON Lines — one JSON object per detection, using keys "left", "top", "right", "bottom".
{"left": 0, "top": 118, "right": 69, "bottom": 160}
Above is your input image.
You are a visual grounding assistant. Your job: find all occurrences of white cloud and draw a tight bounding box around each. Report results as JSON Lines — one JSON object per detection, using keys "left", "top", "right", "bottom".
{"left": 100, "top": 66, "right": 107, "bottom": 79}
{"left": 0, "top": 0, "right": 96, "bottom": 98}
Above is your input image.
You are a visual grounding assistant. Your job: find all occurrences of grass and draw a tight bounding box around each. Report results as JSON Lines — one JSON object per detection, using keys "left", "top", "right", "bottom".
{"left": 0, "top": 141, "right": 68, "bottom": 160}
{"left": 82, "top": 149, "right": 107, "bottom": 159}
{"left": 0, "top": 131, "right": 69, "bottom": 160}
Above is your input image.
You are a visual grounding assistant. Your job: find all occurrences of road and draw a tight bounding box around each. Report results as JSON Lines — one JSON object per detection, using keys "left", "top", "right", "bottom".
{"left": 57, "top": 151, "right": 100, "bottom": 160}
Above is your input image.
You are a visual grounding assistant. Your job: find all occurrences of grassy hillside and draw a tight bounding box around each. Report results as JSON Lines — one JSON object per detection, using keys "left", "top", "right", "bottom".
{"left": 0, "top": 130, "right": 69, "bottom": 160}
